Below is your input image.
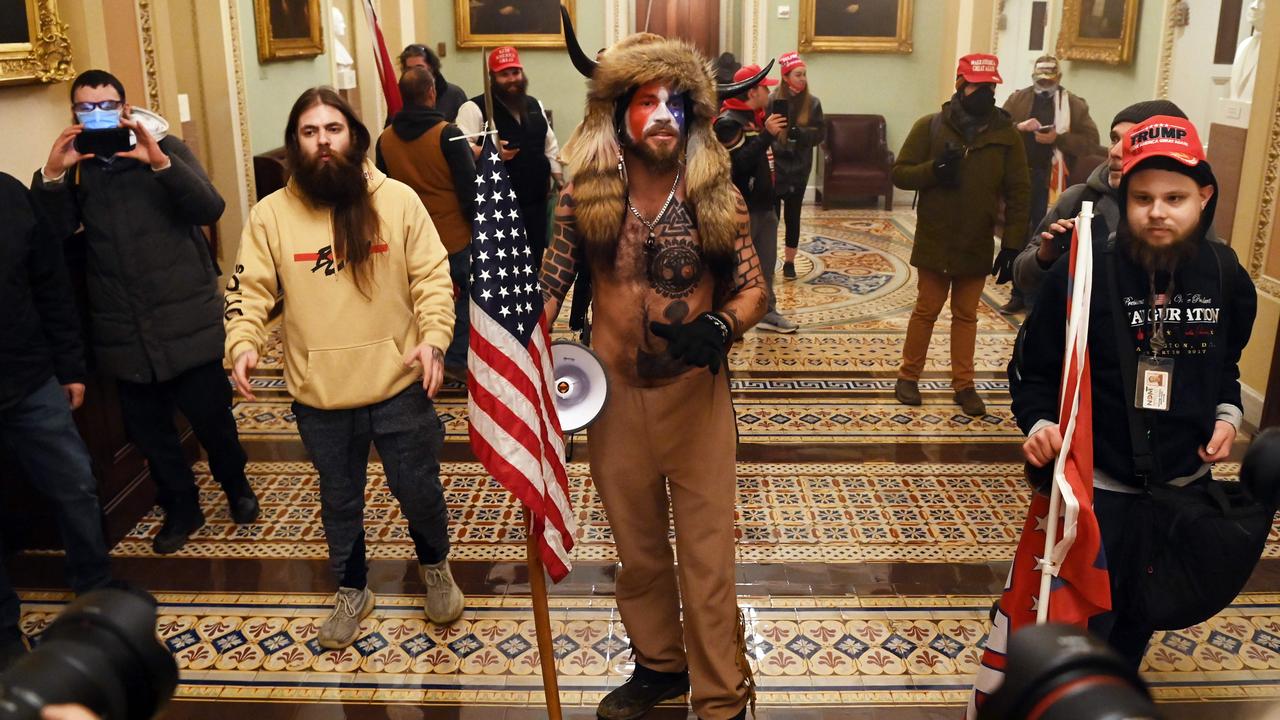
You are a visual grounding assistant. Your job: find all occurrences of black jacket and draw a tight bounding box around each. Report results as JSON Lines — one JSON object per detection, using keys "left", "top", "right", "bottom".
{"left": 772, "top": 95, "right": 824, "bottom": 196}
{"left": 31, "top": 135, "right": 226, "bottom": 383}
{"left": 719, "top": 107, "right": 775, "bottom": 211}
{"left": 1011, "top": 216, "right": 1257, "bottom": 487}
{"left": 0, "top": 172, "right": 86, "bottom": 410}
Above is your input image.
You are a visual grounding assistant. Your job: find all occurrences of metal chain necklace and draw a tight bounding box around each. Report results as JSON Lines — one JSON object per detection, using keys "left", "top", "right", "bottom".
{"left": 626, "top": 165, "right": 682, "bottom": 254}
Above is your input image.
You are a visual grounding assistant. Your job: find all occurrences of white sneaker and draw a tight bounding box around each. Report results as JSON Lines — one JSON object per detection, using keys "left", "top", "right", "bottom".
{"left": 757, "top": 312, "right": 799, "bottom": 333}
{"left": 421, "top": 559, "right": 466, "bottom": 624}
{"left": 317, "top": 586, "right": 375, "bottom": 649}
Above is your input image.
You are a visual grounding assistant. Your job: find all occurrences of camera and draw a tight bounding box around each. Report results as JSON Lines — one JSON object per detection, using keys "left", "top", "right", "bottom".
{"left": 0, "top": 589, "right": 177, "bottom": 720}
{"left": 979, "top": 624, "right": 1159, "bottom": 720}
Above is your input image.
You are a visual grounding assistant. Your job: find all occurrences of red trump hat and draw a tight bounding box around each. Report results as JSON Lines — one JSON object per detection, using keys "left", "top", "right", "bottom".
{"left": 779, "top": 51, "right": 805, "bottom": 75}
{"left": 488, "top": 46, "right": 522, "bottom": 73}
{"left": 956, "top": 53, "right": 1002, "bottom": 84}
{"left": 1121, "top": 115, "right": 1206, "bottom": 176}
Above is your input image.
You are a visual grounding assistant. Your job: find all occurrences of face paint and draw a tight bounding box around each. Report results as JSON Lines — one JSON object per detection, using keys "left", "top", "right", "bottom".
{"left": 626, "top": 81, "right": 685, "bottom": 143}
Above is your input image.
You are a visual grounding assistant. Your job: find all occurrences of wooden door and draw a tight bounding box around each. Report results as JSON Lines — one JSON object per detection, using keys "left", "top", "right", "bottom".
{"left": 636, "top": 0, "right": 721, "bottom": 60}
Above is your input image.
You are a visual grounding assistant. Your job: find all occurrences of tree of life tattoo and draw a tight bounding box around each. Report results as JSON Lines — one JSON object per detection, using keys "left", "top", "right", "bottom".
{"left": 539, "top": 192, "right": 580, "bottom": 317}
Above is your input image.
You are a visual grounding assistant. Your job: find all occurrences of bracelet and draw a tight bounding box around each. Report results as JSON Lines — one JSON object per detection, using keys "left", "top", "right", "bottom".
{"left": 702, "top": 312, "right": 731, "bottom": 344}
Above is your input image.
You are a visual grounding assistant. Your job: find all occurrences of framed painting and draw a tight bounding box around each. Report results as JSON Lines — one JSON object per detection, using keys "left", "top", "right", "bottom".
{"left": 254, "top": 0, "right": 324, "bottom": 62}
{"left": 455, "top": 0, "right": 575, "bottom": 49}
{"left": 0, "top": 0, "right": 74, "bottom": 86}
{"left": 1057, "top": 0, "right": 1140, "bottom": 64}
{"left": 799, "top": 0, "right": 913, "bottom": 53}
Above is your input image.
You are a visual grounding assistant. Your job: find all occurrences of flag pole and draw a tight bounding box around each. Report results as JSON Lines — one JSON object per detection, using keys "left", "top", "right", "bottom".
{"left": 525, "top": 507, "right": 564, "bottom": 719}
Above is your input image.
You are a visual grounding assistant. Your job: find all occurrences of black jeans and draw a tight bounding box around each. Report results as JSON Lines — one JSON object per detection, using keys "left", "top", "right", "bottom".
{"left": 293, "top": 385, "right": 450, "bottom": 589}
{"left": 1090, "top": 487, "right": 1156, "bottom": 669}
{"left": 774, "top": 189, "right": 805, "bottom": 251}
{"left": 117, "top": 361, "right": 250, "bottom": 514}
{"left": 0, "top": 377, "right": 113, "bottom": 632}
{"left": 445, "top": 247, "right": 471, "bottom": 370}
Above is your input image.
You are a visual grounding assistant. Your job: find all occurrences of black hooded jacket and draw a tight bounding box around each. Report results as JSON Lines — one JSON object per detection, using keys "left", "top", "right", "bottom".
{"left": 1010, "top": 163, "right": 1257, "bottom": 487}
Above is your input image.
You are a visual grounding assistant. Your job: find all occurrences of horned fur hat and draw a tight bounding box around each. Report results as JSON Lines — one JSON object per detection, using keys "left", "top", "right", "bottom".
{"left": 560, "top": 6, "right": 772, "bottom": 282}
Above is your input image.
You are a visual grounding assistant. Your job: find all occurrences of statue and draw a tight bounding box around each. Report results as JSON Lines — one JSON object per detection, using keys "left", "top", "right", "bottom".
{"left": 1229, "top": 0, "right": 1264, "bottom": 102}
{"left": 331, "top": 6, "right": 356, "bottom": 90}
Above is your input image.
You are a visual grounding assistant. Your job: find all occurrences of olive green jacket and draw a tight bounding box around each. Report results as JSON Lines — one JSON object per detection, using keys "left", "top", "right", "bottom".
{"left": 892, "top": 102, "right": 1030, "bottom": 277}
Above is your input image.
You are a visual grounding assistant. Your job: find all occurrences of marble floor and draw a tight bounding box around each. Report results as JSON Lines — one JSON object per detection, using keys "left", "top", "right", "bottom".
{"left": 9, "top": 207, "right": 1277, "bottom": 719}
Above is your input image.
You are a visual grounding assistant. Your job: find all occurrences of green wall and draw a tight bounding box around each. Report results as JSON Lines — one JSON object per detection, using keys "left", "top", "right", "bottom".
{"left": 239, "top": 0, "right": 335, "bottom": 155}
{"left": 764, "top": 0, "right": 949, "bottom": 158}
{"left": 1057, "top": 0, "right": 1166, "bottom": 136}
{"left": 422, "top": 0, "right": 606, "bottom": 143}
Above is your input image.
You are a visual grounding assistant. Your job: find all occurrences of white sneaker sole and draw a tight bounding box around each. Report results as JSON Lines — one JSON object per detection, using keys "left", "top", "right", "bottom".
{"left": 757, "top": 322, "right": 798, "bottom": 333}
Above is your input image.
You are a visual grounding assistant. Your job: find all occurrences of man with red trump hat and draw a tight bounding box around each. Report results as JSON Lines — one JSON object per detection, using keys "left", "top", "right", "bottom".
{"left": 1011, "top": 115, "right": 1257, "bottom": 666}
{"left": 457, "top": 46, "right": 563, "bottom": 262}
{"left": 891, "top": 53, "right": 1029, "bottom": 417}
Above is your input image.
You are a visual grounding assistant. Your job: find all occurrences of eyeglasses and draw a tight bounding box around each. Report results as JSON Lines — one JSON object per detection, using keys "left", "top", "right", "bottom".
{"left": 73, "top": 100, "right": 123, "bottom": 112}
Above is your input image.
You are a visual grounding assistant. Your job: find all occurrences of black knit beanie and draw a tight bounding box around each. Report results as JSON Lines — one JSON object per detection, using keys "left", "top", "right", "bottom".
{"left": 1111, "top": 100, "right": 1187, "bottom": 130}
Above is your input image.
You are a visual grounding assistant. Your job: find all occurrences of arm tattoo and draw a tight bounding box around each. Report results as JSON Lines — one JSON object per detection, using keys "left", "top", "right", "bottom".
{"left": 718, "top": 193, "right": 767, "bottom": 335}
{"left": 539, "top": 191, "right": 581, "bottom": 312}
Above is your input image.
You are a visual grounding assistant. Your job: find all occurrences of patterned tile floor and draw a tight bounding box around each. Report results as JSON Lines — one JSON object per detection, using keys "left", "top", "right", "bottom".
{"left": 12, "top": 208, "right": 1274, "bottom": 717}
{"left": 16, "top": 591, "right": 1280, "bottom": 709}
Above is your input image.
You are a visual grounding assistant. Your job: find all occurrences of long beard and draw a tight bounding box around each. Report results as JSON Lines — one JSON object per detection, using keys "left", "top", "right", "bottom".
{"left": 496, "top": 78, "right": 529, "bottom": 117}
{"left": 1124, "top": 230, "right": 1198, "bottom": 274}
{"left": 292, "top": 145, "right": 366, "bottom": 207}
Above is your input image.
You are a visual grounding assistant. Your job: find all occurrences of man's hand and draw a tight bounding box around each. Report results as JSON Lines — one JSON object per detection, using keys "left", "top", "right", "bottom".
{"left": 471, "top": 142, "right": 484, "bottom": 160}
{"left": 44, "top": 126, "right": 93, "bottom": 178}
{"left": 1034, "top": 128, "right": 1058, "bottom": 145}
{"left": 1023, "top": 424, "right": 1063, "bottom": 467}
{"left": 1017, "top": 118, "right": 1043, "bottom": 133}
{"left": 1038, "top": 218, "right": 1075, "bottom": 263}
{"left": 231, "top": 349, "right": 258, "bottom": 401}
{"left": 63, "top": 383, "right": 85, "bottom": 411}
{"left": 404, "top": 343, "right": 444, "bottom": 398}
{"left": 117, "top": 118, "right": 169, "bottom": 170}
{"left": 42, "top": 705, "right": 101, "bottom": 720}
{"left": 499, "top": 140, "right": 520, "bottom": 162}
{"left": 649, "top": 314, "right": 731, "bottom": 375}
{"left": 1198, "top": 420, "right": 1237, "bottom": 463}
{"left": 764, "top": 113, "right": 788, "bottom": 140}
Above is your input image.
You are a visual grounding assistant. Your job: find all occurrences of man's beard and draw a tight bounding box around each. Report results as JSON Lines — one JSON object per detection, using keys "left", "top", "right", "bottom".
{"left": 629, "top": 127, "right": 682, "bottom": 173}
{"left": 292, "top": 144, "right": 366, "bottom": 207}
{"left": 1125, "top": 227, "right": 1199, "bottom": 273}
{"left": 495, "top": 77, "right": 529, "bottom": 115}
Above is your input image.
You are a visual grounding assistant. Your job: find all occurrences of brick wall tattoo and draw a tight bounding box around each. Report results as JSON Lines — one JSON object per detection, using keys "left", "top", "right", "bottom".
{"left": 539, "top": 191, "right": 581, "bottom": 319}
{"left": 719, "top": 194, "right": 767, "bottom": 335}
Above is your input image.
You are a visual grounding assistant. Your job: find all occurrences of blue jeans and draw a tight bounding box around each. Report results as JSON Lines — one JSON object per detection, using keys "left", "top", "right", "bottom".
{"left": 0, "top": 377, "right": 112, "bottom": 632}
{"left": 445, "top": 247, "right": 471, "bottom": 370}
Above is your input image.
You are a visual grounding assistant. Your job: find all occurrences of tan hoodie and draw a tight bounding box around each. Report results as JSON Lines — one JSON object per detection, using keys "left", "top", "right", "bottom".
{"left": 224, "top": 162, "right": 454, "bottom": 410}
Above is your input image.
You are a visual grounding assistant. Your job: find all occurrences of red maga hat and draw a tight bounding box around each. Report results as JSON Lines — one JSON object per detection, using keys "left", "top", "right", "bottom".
{"left": 733, "top": 63, "right": 778, "bottom": 86}
{"left": 779, "top": 51, "right": 805, "bottom": 75}
{"left": 956, "top": 53, "right": 1002, "bottom": 84}
{"left": 488, "top": 46, "right": 522, "bottom": 73}
{"left": 1121, "top": 115, "right": 1205, "bottom": 176}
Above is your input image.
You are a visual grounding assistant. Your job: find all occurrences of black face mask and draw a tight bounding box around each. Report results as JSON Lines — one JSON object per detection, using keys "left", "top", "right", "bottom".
{"left": 960, "top": 85, "right": 996, "bottom": 117}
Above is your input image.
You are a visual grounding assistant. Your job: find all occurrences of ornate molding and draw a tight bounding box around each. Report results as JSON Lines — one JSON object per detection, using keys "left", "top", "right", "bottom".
{"left": 1247, "top": 79, "right": 1280, "bottom": 298}
{"left": 136, "top": 0, "right": 161, "bottom": 111}
{"left": 1056, "top": 0, "right": 1140, "bottom": 65}
{"left": 227, "top": 0, "right": 256, "bottom": 204}
{"left": 1154, "top": 0, "right": 1176, "bottom": 99}
{"left": 991, "top": 0, "right": 1006, "bottom": 56}
{"left": 0, "top": 0, "right": 75, "bottom": 86}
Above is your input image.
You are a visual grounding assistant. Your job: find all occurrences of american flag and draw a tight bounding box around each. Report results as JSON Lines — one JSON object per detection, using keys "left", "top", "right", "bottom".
{"left": 466, "top": 134, "right": 576, "bottom": 582}
{"left": 968, "top": 204, "right": 1110, "bottom": 718}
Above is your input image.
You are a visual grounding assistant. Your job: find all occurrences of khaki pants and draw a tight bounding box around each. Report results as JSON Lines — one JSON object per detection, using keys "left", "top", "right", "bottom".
{"left": 588, "top": 369, "right": 749, "bottom": 719}
{"left": 899, "top": 267, "right": 986, "bottom": 390}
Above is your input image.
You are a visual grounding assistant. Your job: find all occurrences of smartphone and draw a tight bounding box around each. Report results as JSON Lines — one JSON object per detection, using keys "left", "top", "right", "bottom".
{"left": 74, "top": 128, "right": 134, "bottom": 157}
{"left": 768, "top": 98, "right": 788, "bottom": 120}
{"left": 500, "top": 138, "right": 521, "bottom": 151}
{"left": 1035, "top": 125, "right": 1056, "bottom": 134}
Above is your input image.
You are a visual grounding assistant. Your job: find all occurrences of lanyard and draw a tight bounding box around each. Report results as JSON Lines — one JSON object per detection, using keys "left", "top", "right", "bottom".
{"left": 1147, "top": 272, "right": 1175, "bottom": 356}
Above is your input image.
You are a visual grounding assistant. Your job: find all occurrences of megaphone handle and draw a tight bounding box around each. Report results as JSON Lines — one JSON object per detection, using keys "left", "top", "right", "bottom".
{"left": 565, "top": 432, "right": 576, "bottom": 462}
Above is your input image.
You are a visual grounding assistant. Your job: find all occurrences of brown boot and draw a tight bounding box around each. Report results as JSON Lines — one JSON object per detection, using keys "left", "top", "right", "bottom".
{"left": 954, "top": 387, "right": 986, "bottom": 416}
{"left": 894, "top": 378, "right": 922, "bottom": 406}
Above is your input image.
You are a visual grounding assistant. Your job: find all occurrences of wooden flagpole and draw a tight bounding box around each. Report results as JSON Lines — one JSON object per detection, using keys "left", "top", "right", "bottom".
{"left": 526, "top": 507, "right": 564, "bottom": 719}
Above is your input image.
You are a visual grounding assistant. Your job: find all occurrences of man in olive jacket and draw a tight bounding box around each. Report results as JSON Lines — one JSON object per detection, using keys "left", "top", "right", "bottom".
{"left": 891, "top": 54, "right": 1030, "bottom": 417}
{"left": 32, "top": 70, "right": 258, "bottom": 555}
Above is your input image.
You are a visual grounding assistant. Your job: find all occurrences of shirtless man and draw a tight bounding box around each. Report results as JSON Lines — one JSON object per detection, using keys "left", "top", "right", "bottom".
{"left": 540, "top": 28, "right": 769, "bottom": 720}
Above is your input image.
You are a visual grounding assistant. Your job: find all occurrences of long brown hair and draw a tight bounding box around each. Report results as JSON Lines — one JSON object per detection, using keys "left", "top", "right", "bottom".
{"left": 285, "top": 87, "right": 379, "bottom": 297}
{"left": 773, "top": 75, "right": 812, "bottom": 127}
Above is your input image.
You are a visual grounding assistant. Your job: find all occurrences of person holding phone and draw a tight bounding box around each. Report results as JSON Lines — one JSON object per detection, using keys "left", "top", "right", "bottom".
{"left": 717, "top": 63, "right": 798, "bottom": 333}
{"left": 770, "top": 51, "right": 825, "bottom": 280}
{"left": 31, "top": 69, "right": 259, "bottom": 555}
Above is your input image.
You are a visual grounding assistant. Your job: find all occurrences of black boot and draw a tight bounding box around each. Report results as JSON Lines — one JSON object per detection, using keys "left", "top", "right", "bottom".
{"left": 596, "top": 664, "right": 689, "bottom": 720}
{"left": 152, "top": 503, "right": 206, "bottom": 554}
{"left": 226, "top": 484, "right": 260, "bottom": 525}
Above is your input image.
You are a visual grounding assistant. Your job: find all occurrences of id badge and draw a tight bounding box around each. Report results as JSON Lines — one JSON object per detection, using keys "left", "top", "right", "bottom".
{"left": 1135, "top": 355, "right": 1174, "bottom": 412}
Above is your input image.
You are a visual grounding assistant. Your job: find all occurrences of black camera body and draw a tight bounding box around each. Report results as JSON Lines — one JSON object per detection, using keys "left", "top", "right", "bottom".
{"left": 0, "top": 589, "right": 176, "bottom": 720}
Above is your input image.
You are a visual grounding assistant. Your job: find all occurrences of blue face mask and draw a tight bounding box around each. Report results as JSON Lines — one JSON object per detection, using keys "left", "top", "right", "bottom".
{"left": 76, "top": 108, "right": 122, "bottom": 130}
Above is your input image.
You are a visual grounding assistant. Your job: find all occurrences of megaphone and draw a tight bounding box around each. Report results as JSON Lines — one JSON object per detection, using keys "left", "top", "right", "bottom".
{"left": 550, "top": 341, "right": 608, "bottom": 433}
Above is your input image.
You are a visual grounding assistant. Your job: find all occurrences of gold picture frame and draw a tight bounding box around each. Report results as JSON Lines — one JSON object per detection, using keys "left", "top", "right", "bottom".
{"left": 253, "top": 0, "right": 324, "bottom": 63}
{"left": 1057, "top": 0, "right": 1140, "bottom": 65}
{"left": 0, "top": 0, "right": 74, "bottom": 86}
{"left": 799, "top": 0, "right": 913, "bottom": 54}
{"left": 454, "top": 0, "right": 575, "bottom": 49}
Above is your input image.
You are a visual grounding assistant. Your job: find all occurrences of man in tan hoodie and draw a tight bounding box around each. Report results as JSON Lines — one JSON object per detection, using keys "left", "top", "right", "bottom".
{"left": 224, "top": 87, "right": 463, "bottom": 649}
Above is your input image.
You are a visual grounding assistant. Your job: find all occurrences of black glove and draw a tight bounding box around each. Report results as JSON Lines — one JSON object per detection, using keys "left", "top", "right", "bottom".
{"left": 992, "top": 247, "right": 1019, "bottom": 284}
{"left": 933, "top": 146, "right": 964, "bottom": 187}
{"left": 649, "top": 313, "right": 732, "bottom": 375}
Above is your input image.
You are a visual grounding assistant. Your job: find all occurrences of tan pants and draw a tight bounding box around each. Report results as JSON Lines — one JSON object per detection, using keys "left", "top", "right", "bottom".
{"left": 899, "top": 267, "right": 986, "bottom": 390}
{"left": 588, "top": 369, "right": 749, "bottom": 720}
